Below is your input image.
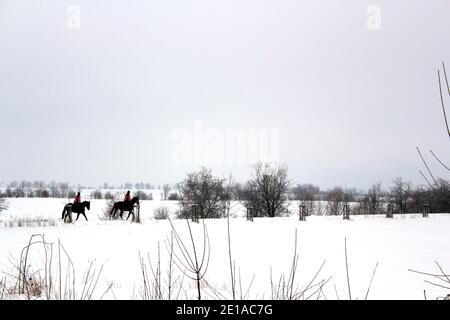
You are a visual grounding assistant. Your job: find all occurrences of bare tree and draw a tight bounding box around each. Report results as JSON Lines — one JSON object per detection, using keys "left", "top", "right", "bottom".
{"left": 389, "top": 177, "right": 411, "bottom": 214}
{"left": 177, "top": 167, "right": 229, "bottom": 219}
{"left": 162, "top": 184, "right": 171, "bottom": 201}
{"left": 367, "top": 182, "right": 384, "bottom": 214}
{"left": 293, "top": 183, "right": 320, "bottom": 216}
{"left": 0, "top": 183, "right": 8, "bottom": 212}
{"left": 410, "top": 185, "right": 433, "bottom": 213}
{"left": 325, "top": 187, "right": 345, "bottom": 215}
{"left": 244, "top": 162, "right": 291, "bottom": 217}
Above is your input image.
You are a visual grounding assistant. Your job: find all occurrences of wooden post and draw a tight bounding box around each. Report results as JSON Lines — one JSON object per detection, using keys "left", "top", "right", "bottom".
{"left": 386, "top": 203, "right": 394, "bottom": 218}
{"left": 343, "top": 203, "right": 350, "bottom": 220}
{"left": 299, "top": 203, "right": 306, "bottom": 221}
{"left": 247, "top": 207, "right": 254, "bottom": 222}
{"left": 423, "top": 203, "right": 430, "bottom": 218}
{"left": 192, "top": 205, "right": 199, "bottom": 223}
{"left": 134, "top": 204, "right": 141, "bottom": 223}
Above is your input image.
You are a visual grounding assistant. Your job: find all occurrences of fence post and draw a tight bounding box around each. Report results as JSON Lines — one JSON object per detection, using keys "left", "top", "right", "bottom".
{"left": 386, "top": 203, "right": 394, "bottom": 218}
{"left": 299, "top": 203, "right": 306, "bottom": 221}
{"left": 134, "top": 204, "right": 141, "bottom": 223}
{"left": 423, "top": 203, "right": 430, "bottom": 218}
{"left": 343, "top": 203, "right": 350, "bottom": 220}
{"left": 247, "top": 207, "right": 254, "bottom": 222}
{"left": 192, "top": 205, "right": 199, "bottom": 223}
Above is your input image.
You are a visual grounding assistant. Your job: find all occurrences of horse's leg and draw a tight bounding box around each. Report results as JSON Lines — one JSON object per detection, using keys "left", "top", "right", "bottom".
{"left": 126, "top": 211, "right": 131, "bottom": 220}
{"left": 120, "top": 210, "right": 124, "bottom": 219}
{"left": 82, "top": 213, "right": 88, "bottom": 221}
{"left": 76, "top": 213, "right": 80, "bottom": 221}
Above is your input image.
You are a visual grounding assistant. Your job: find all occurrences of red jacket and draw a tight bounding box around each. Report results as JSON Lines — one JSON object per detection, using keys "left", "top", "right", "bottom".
{"left": 74, "top": 195, "right": 81, "bottom": 203}
{"left": 124, "top": 194, "right": 131, "bottom": 202}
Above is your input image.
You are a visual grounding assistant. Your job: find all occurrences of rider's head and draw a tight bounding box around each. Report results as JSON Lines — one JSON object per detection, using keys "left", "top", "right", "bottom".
{"left": 127, "top": 190, "right": 130, "bottom": 194}
{"left": 77, "top": 192, "right": 80, "bottom": 196}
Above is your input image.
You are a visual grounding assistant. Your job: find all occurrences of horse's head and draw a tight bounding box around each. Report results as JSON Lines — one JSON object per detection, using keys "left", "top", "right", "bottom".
{"left": 132, "top": 196, "right": 140, "bottom": 205}
{"left": 85, "top": 201, "right": 91, "bottom": 210}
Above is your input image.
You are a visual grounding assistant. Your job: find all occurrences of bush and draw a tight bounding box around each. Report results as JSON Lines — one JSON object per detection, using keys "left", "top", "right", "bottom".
{"left": 244, "top": 162, "right": 291, "bottom": 217}
{"left": 168, "top": 193, "right": 179, "bottom": 200}
{"left": 176, "top": 167, "right": 229, "bottom": 219}
{"left": 91, "top": 190, "right": 103, "bottom": 199}
{"left": 3, "top": 217, "right": 58, "bottom": 228}
{"left": 101, "top": 199, "right": 117, "bottom": 220}
{"left": 136, "top": 190, "right": 152, "bottom": 200}
{"left": 153, "top": 205, "right": 170, "bottom": 220}
{"left": 104, "top": 191, "right": 115, "bottom": 200}
{"left": 325, "top": 187, "right": 345, "bottom": 215}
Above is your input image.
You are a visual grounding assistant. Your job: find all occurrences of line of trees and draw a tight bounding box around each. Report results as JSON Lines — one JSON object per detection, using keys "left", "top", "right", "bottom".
{"left": 175, "top": 164, "right": 450, "bottom": 219}
{"left": 3, "top": 181, "right": 76, "bottom": 198}
{"left": 90, "top": 189, "right": 153, "bottom": 200}
{"left": 3, "top": 165, "right": 450, "bottom": 216}
{"left": 1, "top": 181, "right": 160, "bottom": 200}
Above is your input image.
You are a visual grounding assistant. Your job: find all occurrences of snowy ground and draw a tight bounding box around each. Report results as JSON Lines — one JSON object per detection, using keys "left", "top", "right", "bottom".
{"left": 0, "top": 198, "right": 449, "bottom": 300}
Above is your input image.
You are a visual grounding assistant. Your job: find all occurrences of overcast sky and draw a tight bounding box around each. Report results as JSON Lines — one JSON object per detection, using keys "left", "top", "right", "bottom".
{"left": 1, "top": 0, "right": 450, "bottom": 190}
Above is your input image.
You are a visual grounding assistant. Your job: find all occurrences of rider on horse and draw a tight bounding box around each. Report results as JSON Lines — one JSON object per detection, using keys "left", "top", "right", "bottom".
{"left": 73, "top": 192, "right": 81, "bottom": 210}
{"left": 124, "top": 190, "right": 131, "bottom": 202}
{"left": 74, "top": 192, "right": 81, "bottom": 204}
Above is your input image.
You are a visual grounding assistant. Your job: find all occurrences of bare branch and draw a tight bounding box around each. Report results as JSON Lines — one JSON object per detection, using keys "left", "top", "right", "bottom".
{"left": 438, "top": 69, "right": 450, "bottom": 139}
{"left": 430, "top": 150, "right": 450, "bottom": 172}
{"left": 416, "top": 146, "right": 439, "bottom": 187}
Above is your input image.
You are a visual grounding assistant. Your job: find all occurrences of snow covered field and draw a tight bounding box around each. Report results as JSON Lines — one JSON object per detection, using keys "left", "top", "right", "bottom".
{"left": 0, "top": 198, "right": 449, "bottom": 300}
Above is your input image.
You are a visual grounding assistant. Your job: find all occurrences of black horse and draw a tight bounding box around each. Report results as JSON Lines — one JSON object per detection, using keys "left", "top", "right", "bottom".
{"left": 62, "top": 201, "right": 90, "bottom": 222}
{"left": 110, "top": 196, "right": 140, "bottom": 220}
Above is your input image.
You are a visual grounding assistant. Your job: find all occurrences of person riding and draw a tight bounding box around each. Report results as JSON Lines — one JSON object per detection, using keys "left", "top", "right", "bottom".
{"left": 124, "top": 190, "right": 131, "bottom": 202}
{"left": 74, "top": 192, "right": 81, "bottom": 204}
{"left": 73, "top": 192, "right": 81, "bottom": 210}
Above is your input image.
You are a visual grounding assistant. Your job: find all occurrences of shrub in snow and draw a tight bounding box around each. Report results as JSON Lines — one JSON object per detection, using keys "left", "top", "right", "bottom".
{"left": 101, "top": 199, "right": 118, "bottom": 220}
{"left": 153, "top": 205, "right": 170, "bottom": 220}
{"left": 176, "top": 167, "right": 229, "bottom": 219}
{"left": 104, "top": 191, "right": 115, "bottom": 200}
{"left": 136, "top": 190, "right": 152, "bottom": 200}
{"left": 168, "top": 193, "right": 179, "bottom": 200}
{"left": 91, "top": 190, "right": 103, "bottom": 199}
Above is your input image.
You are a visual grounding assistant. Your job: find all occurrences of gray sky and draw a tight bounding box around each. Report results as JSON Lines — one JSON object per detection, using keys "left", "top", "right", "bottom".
{"left": 1, "top": 0, "right": 450, "bottom": 190}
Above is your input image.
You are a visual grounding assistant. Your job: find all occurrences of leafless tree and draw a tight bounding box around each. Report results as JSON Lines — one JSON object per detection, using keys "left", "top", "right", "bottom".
{"left": 292, "top": 183, "right": 320, "bottom": 216}
{"left": 162, "top": 184, "right": 171, "bottom": 201}
{"left": 389, "top": 177, "right": 411, "bottom": 213}
{"left": 410, "top": 185, "right": 433, "bottom": 213}
{"left": 244, "top": 162, "right": 291, "bottom": 217}
{"left": 325, "top": 187, "right": 345, "bottom": 215}
{"left": 367, "top": 182, "right": 384, "bottom": 214}
{"left": 177, "top": 167, "right": 229, "bottom": 219}
{"left": 0, "top": 183, "right": 7, "bottom": 212}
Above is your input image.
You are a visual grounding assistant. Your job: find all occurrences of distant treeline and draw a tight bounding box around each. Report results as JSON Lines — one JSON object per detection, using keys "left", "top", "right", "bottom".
{"left": 2, "top": 173, "right": 450, "bottom": 215}
{"left": 0, "top": 181, "right": 158, "bottom": 200}
{"left": 2, "top": 181, "right": 76, "bottom": 198}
